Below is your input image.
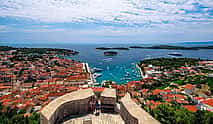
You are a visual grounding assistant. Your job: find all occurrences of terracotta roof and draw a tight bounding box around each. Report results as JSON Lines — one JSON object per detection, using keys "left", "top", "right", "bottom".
{"left": 184, "top": 84, "right": 195, "bottom": 90}
{"left": 92, "top": 87, "right": 104, "bottom": 92}
{"left": 193, "top": 97, "right": 205, "bottom": 101}
{"left": 152, "top": 89, "right": 162, "bottom": 95}
{"left": 161, "top": 89, "right": 171, "bottom": 93}
{"left": 176, "top": 99, "right": 188, "bottom": 104}
{"left": 174, "top": 94, "right": 186, "bottom": 99}
{"left": 140, "top": 89, "right": 148, "bottom": 93}
{"left": 183, "top": 105, "right": 197, "bottom": 112}
{"left": 201, "top": 98, "right": 213, "bottom": 107}
{"left": 127, "top": 81, "right": 144, "bottom": 85}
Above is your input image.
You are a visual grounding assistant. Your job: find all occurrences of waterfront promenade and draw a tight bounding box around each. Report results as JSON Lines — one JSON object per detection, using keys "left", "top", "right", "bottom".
{"left": 136, "top": 64, "right": 145, "bottom": 78}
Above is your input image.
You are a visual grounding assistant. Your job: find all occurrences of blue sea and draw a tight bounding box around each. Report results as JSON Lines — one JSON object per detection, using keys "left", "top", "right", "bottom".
{"left": 1, "top": 43, "right": 213, "bottom": 84}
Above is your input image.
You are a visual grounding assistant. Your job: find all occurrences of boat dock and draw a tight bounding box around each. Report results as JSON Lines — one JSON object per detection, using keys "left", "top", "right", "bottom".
{"left": 136, "top": 64, "right": 145, "bottom": 78}
{"left": 84, "top": 63, "right": 96, "bottom": 87}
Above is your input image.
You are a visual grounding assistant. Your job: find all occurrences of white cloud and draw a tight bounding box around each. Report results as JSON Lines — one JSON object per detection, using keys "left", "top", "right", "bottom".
{"left": 0, "top": 0, "right": 212, "bottom": 25}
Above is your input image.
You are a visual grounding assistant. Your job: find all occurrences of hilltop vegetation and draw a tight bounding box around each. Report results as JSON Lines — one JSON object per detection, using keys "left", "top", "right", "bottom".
{"left": 0, "top": 46, "right": 79, "bottom": 56}
{"left": 148, "top": 104, "right": 213, "bottom": 124}
{"left": 130, "top": 45, "right": 213, "bottom": 50}
{"left": 140, "top": 58, "right": 200, "bottom": 69}
{"left": 0, "top": 103, "right": 39, "bottom": 124}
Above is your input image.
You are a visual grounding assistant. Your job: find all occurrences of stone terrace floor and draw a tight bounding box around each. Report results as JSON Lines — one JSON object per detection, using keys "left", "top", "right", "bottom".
{"left": 63, "top": 113, "right": 125, "bottom": 124}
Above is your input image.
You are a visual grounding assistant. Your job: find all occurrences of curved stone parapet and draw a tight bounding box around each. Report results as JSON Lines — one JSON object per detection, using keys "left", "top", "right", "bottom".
{"left": 120, "top": 93, "right": 161, "bottom": 124}
{"left": 40, "top": 88, "right": 95, "bottom": 124}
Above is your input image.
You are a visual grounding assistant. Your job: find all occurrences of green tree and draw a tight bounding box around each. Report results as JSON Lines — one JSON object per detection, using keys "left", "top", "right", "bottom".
{"left": 174, "top": 108, "right": 195, "bottom": 124}
{"left": 152, "top": 104, "right": 175, "bottom": 124}
{"left": 202, "top": 111, "right": 213, "bottom": 124}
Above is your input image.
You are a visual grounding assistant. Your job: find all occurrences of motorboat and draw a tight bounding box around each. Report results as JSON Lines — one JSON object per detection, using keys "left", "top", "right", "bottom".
{"left": 91, "top": 67, "right": 103, "bottom": 72}
{"left": 168, "top": 52, "right": 183, "bottom": 56}
{"left": 93, "top": 73, "right": 102, "bottom": 78}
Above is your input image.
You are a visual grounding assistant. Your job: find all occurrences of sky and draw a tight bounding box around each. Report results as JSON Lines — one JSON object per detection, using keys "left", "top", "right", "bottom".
{"left": 0, "top": 0, "right": 213, "bottom": 44}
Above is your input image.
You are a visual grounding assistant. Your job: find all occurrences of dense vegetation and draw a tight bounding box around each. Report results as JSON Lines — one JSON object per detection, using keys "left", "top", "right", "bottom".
{"left": 140, "top": 58, "right": 200, "bottom": 70}
{"left": 96, "top": 47, "right": 129, "bottom": 50}
{"left": 0, "top": 46, "right": 14, "bottom": 51}
{"left": 130, "top": 45, "right": 213, "bottom": 50}
{"left": 0, "top": 46, "right": 79, "bottom": 55}
{"left": 139, "top": 58, "right": 213, "bottom": 92}
{"left": 0, "top": 104, "right": 40, "bottom": 124}
{"left": 147, "top": 104, "right": 213, "bottom": 124}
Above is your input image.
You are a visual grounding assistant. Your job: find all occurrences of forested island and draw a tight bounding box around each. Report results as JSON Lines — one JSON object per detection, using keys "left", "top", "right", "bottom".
{"left": 104, "top": 51, "right": 118, "bottom": 56}
{"left": 96, "top": 47, "right": 129, "bottom": 50}
{"left": 130, "top": 45, "right": 213, "bottom": 50}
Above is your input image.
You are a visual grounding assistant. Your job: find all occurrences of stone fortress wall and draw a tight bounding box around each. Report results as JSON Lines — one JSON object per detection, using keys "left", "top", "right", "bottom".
{"left": 40, "top": 89, "right": 95, "bottom": 124}
{"left": 40, "top": 88, "right": 161, "bottom": 124}
{"left": 120, "top": 93, "right": 160, "bottom": 124}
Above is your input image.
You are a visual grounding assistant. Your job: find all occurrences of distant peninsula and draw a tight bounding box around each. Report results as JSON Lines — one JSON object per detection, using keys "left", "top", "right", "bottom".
{"left": 0, "top": 46, "right": 79, "bottom": 56}
{"left": 96, "top": 47, "right": 129, "bottom": 50}
{"left": 129, "top": 45, "right": 213, "bottom": 50}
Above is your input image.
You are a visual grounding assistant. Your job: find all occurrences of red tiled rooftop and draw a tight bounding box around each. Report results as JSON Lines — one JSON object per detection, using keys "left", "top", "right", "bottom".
{"left": 92, "top": 87, "right": 104, "bottom": 92}
{"left": 146, "top": 100, "right": 162, "bottom": 109}
{"left": 116, "top": 85, "right": 126, "bottom": 91}
{"left": 176, "top": 99, "right": 188, "bottom": 104}
{"left": 165, "top": 99, "right": 172, "bottom": 102}
{"left": 144, "top": 67, "right": 152, "bottom": 71}
{"left": 193, "top": 97, "right": 205, "bottom": 101}
{"left": 145, "top": 76, "right": 154, "bottom": 80}
{"left": 201, "top": 98, "right": 213, "bottom": 107}
{"left": 130, "top": 91, "right": 140, "bottom": 97}
{"left": 117, "top": 93, "right": 125, "bottom": 97}
{"left": 152, "top": 89, "right": 162, "bottom": 95}
{"left": 127, "top": 81, "right": 144, "bottom": 85}
{"left": 180, "top": 66, "right": 189, "bottom": 70}
{"left": 162, "top": 94, "right": 173, "bottom": 98}
{"left": 0, "top": 86, "right": 12, "bottom": 89}
{"left": 162, "top": 89, "right": 171, "bottom": 93}
{"left": 140, "top": 89, "right": 148, "bottom": 93}
{"left": 183, "top": 105, "right": 197, "bottom": 112}
{"left": 174, "top": 94, "right": 186, "bottom": 99}
{"left": 184, "top": 84, "right": 195, "bottom": 90}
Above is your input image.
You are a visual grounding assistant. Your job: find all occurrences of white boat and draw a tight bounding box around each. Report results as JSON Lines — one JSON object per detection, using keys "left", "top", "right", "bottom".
{"left": 93, "top": 73, "right": 102, "bottom": 78}
{"left": 107, "top": 66, "right": 110, "bottom": 70}
{"left": 91, "top": 67, "right": 103, "bottom": 72}
{"left": 103, "top": 58, "right": 112, "bottom": 62}
{"left": 168, "top": 52, "right": 183, "bottom": 56}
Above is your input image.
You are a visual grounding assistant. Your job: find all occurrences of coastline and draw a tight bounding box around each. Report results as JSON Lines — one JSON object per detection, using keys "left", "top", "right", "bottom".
{"left": 3, "top": 44, "right": 213, "bottom": 84}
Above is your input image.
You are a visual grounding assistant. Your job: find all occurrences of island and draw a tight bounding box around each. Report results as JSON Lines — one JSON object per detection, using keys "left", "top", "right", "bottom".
{"left": 129, "top": 46, "right": 144, "bottom": 48}
{"left": 129, "top": 45, "right": 213, "bottom": 50}
{"left": 104, "top": 51, "right": 118, "bottom": 56}
{"left": 96, "top": 47, "right": 129, "bottom": 50}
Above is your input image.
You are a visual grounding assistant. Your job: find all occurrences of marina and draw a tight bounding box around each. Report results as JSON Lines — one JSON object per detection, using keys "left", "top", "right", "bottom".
{"left": 4, "top": 43, "right": 213, "bottom": 84}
